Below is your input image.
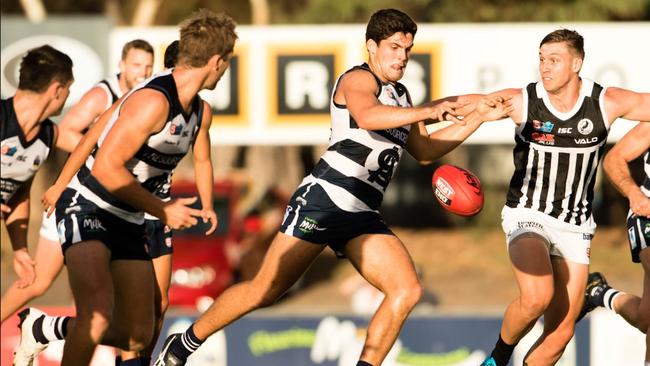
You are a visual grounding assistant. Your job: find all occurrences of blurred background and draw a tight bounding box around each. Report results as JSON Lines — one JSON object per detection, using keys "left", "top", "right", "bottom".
{"left": 1, "top": 0, "right": 649, "bottom": 365}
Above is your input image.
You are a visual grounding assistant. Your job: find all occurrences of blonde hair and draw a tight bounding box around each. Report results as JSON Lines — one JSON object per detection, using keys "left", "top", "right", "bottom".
{"left": 178, "top": 9, "right": 238, "bottom": 67}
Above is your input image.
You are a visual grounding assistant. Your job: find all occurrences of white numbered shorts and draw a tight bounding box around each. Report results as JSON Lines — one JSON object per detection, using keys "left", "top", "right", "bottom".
{"left": 39, "top": 211, "right": 60, "bottom": 241}
{"left": 501, "top": 206, "right": 592, "bottom": 264}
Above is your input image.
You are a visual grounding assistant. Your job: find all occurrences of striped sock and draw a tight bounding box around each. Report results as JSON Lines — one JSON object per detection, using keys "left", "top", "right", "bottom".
{"left": 169, "top": 324, "right": 204, "bottom": 360}
{"left": 603, "top": 288, "right": 622, "bottom": 312}
{"left": 32, "top": 315, "right": 70, "bottom": 344}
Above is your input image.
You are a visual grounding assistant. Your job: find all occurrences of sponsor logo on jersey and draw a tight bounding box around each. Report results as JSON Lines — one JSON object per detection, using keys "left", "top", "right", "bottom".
{"left": 531, "top": 132, "right": 555, "bottom": 145}
{"left": 298, "top": 216, "right": 326, "bottom": 234}
{"left": 1, "top": 144, "right": 17, "bottom": 156}
{"left": 557, "top": 127, "right": 572, "bottom": 134}
{"left": 532, "top": 120, "right": 554, "bottom": 133}
{"left": 384, "top": 128, "right": 409, "bottom": 145}
{"left": 577, "top": 118, "right": 593, "bottom": 135}
{"left": 574, "top": 137, "right": 598, "bottom": 145}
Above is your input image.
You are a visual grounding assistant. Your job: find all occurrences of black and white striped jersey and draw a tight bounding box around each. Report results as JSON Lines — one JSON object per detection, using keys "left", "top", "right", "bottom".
{"left": 302, "top": 63, "right": 412, "bottom": 213}
{"left": 1, "top": 98, "right": 55, "bottom": 203}
{"left": 69, "top": 69, "right": 203, "bottom": 223}
{"left": 506, "top": 79, "right": 609, "bottom": 229}
{"left": 643, "top": 150, "right": 650, "bottom": 197}
{"left": 96, "top": 73, "right": 123, "bottom": 110}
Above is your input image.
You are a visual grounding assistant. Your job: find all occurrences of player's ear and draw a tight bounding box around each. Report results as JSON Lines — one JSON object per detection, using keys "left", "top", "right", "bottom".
{"left": 572, "top": 57, "right": 582, "bottom": 73}
{"left": 366, "top": 39, "right": 377, "bottom": 56}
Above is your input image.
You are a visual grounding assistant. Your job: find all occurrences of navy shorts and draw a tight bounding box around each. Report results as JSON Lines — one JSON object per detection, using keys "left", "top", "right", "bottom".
{"left": 145, "top": 219, "right": 173, "bottom": 258}
{"left": 279, "top": 182, "right": 394, "bottom": 258}
{"left": 627, "top": 211, "right": 650, "bottom": 263}
{"left": 55, "top": 188, "right": 148, "bottom": 261}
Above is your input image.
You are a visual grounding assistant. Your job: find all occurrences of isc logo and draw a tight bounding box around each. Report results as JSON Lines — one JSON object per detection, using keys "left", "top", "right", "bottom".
{"left": 558, "top": 127, "right": 572, "bottom": 134}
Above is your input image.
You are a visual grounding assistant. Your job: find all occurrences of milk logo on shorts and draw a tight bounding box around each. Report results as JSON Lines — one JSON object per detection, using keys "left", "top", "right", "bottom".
{"left": 298, "top": 216, "right": 326, "bottom": 234}
{"left": 577, "top": 118, "right": 593, "bottom": 135}
{"left": 82, "top": 215, "right": 106, "bottom": 232}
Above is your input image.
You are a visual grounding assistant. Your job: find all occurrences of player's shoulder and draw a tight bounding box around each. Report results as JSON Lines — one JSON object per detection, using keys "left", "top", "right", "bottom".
{"left": 339, "top": 67, "right": 380, "bottom": 92}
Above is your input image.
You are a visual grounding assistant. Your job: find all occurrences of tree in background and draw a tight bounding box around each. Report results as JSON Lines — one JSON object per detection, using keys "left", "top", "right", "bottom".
{"left": 2, "top": 0, "right": 650, "bottom": 24}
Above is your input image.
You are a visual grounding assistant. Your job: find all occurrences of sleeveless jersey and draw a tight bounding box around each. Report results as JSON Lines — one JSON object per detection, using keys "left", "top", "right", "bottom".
{"left": 642, "top": 150, "right": 650, "bottom": 197}
{"left": 69, "top": 69, "right": 203, "bottom": 223}
{"left": 305, "top": 63, "right": 412, "bottom": 213}
{"left": 1, "top": 98, "right": 55, "bottom": 203}
{"left": 96, "top": 74, "right": 123, "bottom": 110}
{"left": 506, "top": 79, "right": 609, "bottom": 229}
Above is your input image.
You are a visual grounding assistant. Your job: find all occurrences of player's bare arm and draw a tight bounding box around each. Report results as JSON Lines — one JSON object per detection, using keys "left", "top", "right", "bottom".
{"left": 42, "top": 97, "right": 123, "bottom": 216}
{"left": 604, "top": 87, "right": 650, "bottom": 124}
{"left": 336, "top": 70, "right": 466, "bottom": 130}
{"left": 603, "top": 122, "right": 650, "bottom": 217}
{"left": 56, "top": 86, "right": 109, "bottom": 152}
{"left": 192, "top": 100, "right": 218, "bottom": 235}
{"left": 91, "top": 89, "right": 203, "bottom": 229}
{"left": 406, "top": 95, "right": 513, "bottom": 164}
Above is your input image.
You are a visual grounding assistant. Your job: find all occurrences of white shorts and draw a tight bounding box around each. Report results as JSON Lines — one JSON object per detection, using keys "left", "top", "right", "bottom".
{"left": 39, "top": 211, "right": 60, "bottom": 242}
{"left": 501, "top": 207, "right": 591, "bottom": 264}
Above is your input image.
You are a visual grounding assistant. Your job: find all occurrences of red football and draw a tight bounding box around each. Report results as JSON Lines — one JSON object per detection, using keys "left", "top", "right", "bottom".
{"left": 432, "top": 164, "right": 484, "bottom": 216}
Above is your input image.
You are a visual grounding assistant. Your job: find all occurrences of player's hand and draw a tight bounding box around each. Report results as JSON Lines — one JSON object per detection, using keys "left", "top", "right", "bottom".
{"left": 13, "top": 248, "right": 36, "bottom": 288}
{"left": 429, "top": 100, "right": 469, "bottom": 125}
{"left": 201, "top": 208, "right": 218, "bottom": 235}
{"left": 42, "top": 184, "right": 66, "bottom": 218}
{"left": 162, "top": 197, "right": 203, "bottom": 230}
{"left": 629, "top": 191, "right": 650, "bottom": 218}
{"left": 476, "top": 95, "right": 514, "bottom": 122}
{"left": 0, "top": 203, "right": 11, "bottom": 220}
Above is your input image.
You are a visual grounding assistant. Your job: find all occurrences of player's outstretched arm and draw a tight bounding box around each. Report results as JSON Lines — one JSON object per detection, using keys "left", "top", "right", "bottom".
{"left": 42, "top": 98, "right": 123, "bottom": 217}
{"left": 92, "top": 89, "right": 203, "bottom": 230}
{"left": 603, "top": 122, "right": 650, "bottom": 218}
{"left": 192, "top": 100, "right": 217, "bottom": 235}
{"left": 406, "top": 95, "right": 514, "bottom": 164}
{"left": 338, "top": 70, "right": 468, "bottom": 130}
{"left": 56, "top": 86, "right": 108, "bottom": 153}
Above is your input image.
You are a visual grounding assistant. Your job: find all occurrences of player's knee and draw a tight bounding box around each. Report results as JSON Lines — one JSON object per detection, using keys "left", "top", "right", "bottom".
{"left": 388, "top": 281, "right": 423, "bottom": 313}
{"left": 79, "top": 310, "right": 112, "bottom": 343}
{"left": 546, "top": 324, "right": 575, "bottom": 349}
{"left": 129, "top": 326, "right": 154, "bottom": 351}
{"left": 520, "top": 292, "right": 551, "bottom": 318}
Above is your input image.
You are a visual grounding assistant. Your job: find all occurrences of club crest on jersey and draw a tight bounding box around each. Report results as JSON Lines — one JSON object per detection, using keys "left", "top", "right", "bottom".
{"left": 1, "top": 144, "right": 17, "bottom": 156}
{"left": 532, "top": 120, "right": 554, "bottom": 133}
{"left": 169, "top": 122, "right": 184, "bottom": 135}
{"left": 577, "top": 118, "right": 593, "bottom": 135}
{"left": 32, "top": 156, "right": 41, "bottom": 169}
